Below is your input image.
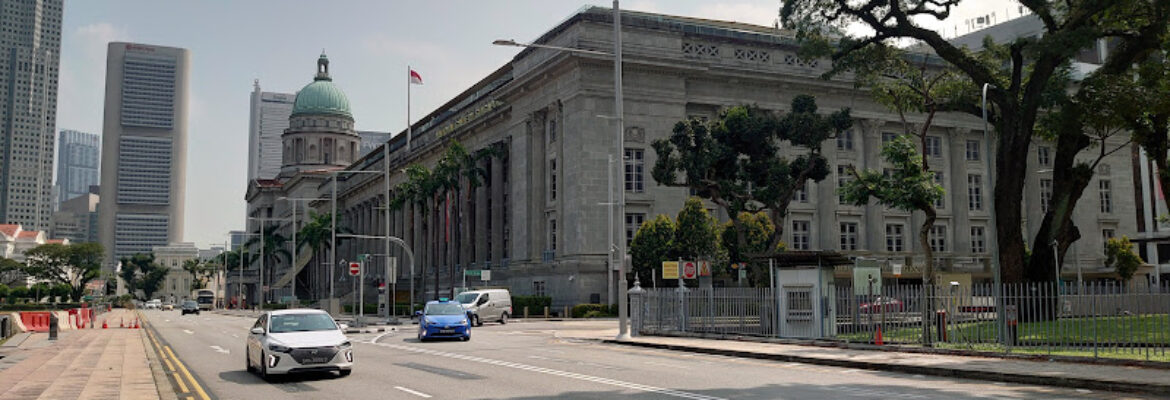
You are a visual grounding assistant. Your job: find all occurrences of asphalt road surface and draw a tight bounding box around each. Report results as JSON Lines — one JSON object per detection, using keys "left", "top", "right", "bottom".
{"left": 141, "top": 310, "right": 1152, "bottom": 400}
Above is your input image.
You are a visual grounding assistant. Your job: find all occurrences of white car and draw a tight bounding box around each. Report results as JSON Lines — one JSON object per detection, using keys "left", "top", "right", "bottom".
{"left": 245, "top": 309, "right": 353, "bottom": 379}
{"left": 145, "top": 299, "right": 161, "bottom": 310}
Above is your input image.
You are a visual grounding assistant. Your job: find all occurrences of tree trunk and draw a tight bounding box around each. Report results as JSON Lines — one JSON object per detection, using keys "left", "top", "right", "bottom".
{"left": 450, "top": 187, "right": 461, "bottom": 298}
{"left": 993, "top": 112, "right": 1032, "bottom": 284}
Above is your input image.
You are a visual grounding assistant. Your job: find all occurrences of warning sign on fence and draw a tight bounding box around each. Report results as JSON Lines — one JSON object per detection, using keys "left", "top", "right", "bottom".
{"left": 662, "top": 261, "right": 679, "bottom": 279}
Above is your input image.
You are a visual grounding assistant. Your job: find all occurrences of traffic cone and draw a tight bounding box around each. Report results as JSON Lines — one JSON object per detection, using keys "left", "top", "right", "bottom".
{"left": 119, "top": 317, "right": 124, "bottom": 328}
{"left": 102, "top": 320, "right": 108, "bottom": 329}
{"left": 876, "top": 326, "right": 884, "bottom": 346}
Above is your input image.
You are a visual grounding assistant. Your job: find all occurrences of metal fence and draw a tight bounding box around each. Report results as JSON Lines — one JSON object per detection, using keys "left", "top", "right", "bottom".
{"left": 631, "top": 281, "right": 1170, "bottom": 362}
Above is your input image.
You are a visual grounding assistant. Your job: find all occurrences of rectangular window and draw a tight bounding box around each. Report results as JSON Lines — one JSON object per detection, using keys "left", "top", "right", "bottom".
{"left": 793, "top": 182, "right": 808, "bottom": 203}
{"left": 837, "top": 165, "right": 852, "bottom": 204}
{"left": 1099, "top": 180, "right": 1112, "bottom": 213}
{"left": 1102, "top": 229, "right": 1115, "bottom": 253}
{"left": 965, "top": 140, "right": 980, "bottom": 161}
{"left": 881, "top": 132, "right": 898, "bottom": 145}
{"left": 925, "top": 136, "right": 942, "bottom": 157}
{"left": 1040, "top": 179, "right": 1053, "bottom": 214}
{"left": 533, "top": 281, "right": 546, "bottom": 297}
{"left": 549, "top": 159, "right": 557, "bottom": 200}
{"left": 625, "top": 149, "right": 645, "bottom": 193}
{"left": 548, "top": 218, "right": 557, "bottom": 251}
{"left": 792, "top": 220, "right": 810, "bottom": 250}
{"left": 548, "top": 118, "right": 557, "bottom": 143}
{"left": 1038, "top": 146, "right": 1050, "bottom": 166}
{"left": 885, "top": 224, "right": 904, "bottom": 252}
{"left": 930, "top": 225, "right": 947, "bottom": 252}
{"left": 933, "top": 171, "right": 945, "bottom": 209}
{"left": 968, "top": 174, "right": 983, "bottom": 211}
{"left": 837, "top": 130, "right": 853, "bottom": 150}
{"left": 839, "top": 222, "right": 858, "bottom": 251}
{"left": 971, "top": 226, "right": 986, "bottom": 253}
{"left": 625, "top": 213, "right": 645, "bottom": 247}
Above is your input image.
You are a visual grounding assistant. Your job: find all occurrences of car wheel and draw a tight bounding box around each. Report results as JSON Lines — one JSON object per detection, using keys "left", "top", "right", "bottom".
{"left": 245, "top": 350, "right": 254, "bottom": 373}
{"left": 499, "top": 312, "right": 508, "bottom": 324}
{"left": 259, "top": 350, "right": 269, "bottom": 379}
{"left": 338, "top": 369, "right": 352, "bottom": 377}
{"left": 471, "top": 314, "right": 481, "bottom": 327}
{"left": 461, "top": 336, "right": 469, "bottom": 341}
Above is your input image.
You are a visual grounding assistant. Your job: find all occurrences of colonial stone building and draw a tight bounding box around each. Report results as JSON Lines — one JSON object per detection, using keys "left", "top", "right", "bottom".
{"left": 244, "top": 7, "right": 1138, "bottom": 309}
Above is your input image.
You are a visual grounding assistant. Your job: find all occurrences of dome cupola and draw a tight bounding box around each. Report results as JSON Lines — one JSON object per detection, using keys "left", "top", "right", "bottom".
{"left": 291, "top": 52, "right": 352, "bottom": 118}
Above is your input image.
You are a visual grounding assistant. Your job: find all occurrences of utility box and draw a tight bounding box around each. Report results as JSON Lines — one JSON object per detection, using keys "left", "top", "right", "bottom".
{"left": 773, "top": 264, "right": 837, "bottom": 339}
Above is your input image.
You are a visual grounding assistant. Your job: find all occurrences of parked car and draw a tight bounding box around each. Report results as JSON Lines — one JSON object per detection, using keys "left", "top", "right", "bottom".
{"left": 417, "top": 299, "right": 471, "bottom": 341}
{"left": 145, "top": 299, "right": 161, "bottom": 310}
{"left": 859, "top": 296, "right": 904, "bottom": 313}
{"left": 455, "top": 289, "right": 512, "bottom": 326}
{"left": 181, "top": 300, "right": 200, "bottom": 315}
{"left": 246, "top": 309, "right": 352, "bottom": 379}
{"left": 162, "top": 302, "right": 174, "bottom": 311}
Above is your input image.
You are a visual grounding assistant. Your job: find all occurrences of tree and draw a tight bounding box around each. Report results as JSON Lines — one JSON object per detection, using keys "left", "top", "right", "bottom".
{"left": 781, "top": 0, "right": 1170, "bottom": 283}
{"left": 1105, "top": 236, "right": 1144, "bottom": 283}
{"left": 119, "top": 253, "right": 168, "bottom": 301}
{"left": 720, "top": 211, "right": 782, "bottom": 287}
{"left": 434, "top": 141, "right": 499, "bottom": 297}
{"left": 0, "top": 257, "right": 26, "bottom": 286}
{"left": 246, "top": 223, "right": 291, "bottom": 303}
{"left": 630, "top": 214, "right": 675, "bottom": 287}
{"left": 390, "top": 163, "right": 440, "bottom": 304}
{"left": 296, "top": 211, "right": 333, "bottom": 297}
{"left": 1125, "top": 39, "right": 1170, "bottom": 216}
{"left": 182, "top": 259, "right": 213, "bottom": 291}
{"left": 653, "top": 96, "right": 851, "bottom": 260}
{"left": 673, "top": 198, "right": 721, "bottom": 262}
{"left": 23, "top": 242, "right": 104, "bottom": 302}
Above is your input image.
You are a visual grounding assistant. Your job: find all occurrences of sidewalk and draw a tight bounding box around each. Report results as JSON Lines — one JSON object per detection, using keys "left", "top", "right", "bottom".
{"left": 557, "top": 328, "right": 1170, "bottom": 396}
{"left": 0, "top": 309, "right": 167, "bottom": 400}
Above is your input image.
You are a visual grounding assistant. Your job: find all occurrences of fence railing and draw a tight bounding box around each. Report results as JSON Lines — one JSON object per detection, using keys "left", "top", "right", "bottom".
{"left": 631, "top": 281, "right": 1170, "bottom": 362}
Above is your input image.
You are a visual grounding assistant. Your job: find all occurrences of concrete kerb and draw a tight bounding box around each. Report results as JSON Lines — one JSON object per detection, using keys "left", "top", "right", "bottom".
{"left": 601, "top": 339, "right": 1170, "bottom": 396}
{"left": 137, "top": 312, "right": 179, "bottom": 400}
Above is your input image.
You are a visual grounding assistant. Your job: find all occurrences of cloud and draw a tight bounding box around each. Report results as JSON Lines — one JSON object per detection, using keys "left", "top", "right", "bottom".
{"left": 360, "top": 34, "right": 453, "bottom": 63}
{"left": 693, "top": 3, "right": 779, "bottom": 27}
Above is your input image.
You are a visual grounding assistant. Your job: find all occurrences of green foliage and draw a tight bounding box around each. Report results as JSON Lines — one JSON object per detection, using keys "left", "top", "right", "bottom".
{"left": 673, "top": 198, "right": 720, "bottom": 261}
{"left": 119, "top": 253, "right": 169, "bottom": 301}
{"left": 0, "top": 257, "right": 26, "bottom": 287}
{"left": 720, "top": 211, "right": 783, "bottom": 287}
{"left": 571, "top": 303, "right": 614, "bottom": 318}
{"left": 1104, "top": 236, "right": 1144, "bottom": 282}
{"left": 247, "top": 223, "right": 291, "bottom": 271}
{"left": 653, "top": 96, "right": 850, "bottom": 258}
{"left": 22, "top": 242, "right": 104, "bottom": 301}
{"left": 840, "top": 135, "right": 943, "bottom": 212}
{"left": 629, "top": 214, "right": 674, "bottom": 286}
{"left": 8, "top": 285, "right": 28, "bottom": 301}
{"left": 50, "top": 284, "right": 72, "bottom": 300}
{"left": 297, "top": 211, "right": 334, "bottom": 255}
{"left": 512, "top": 295, "right": 552, "bottom": 315}
{"left": 0, "top": 284, "right": 8, "bottom": 299}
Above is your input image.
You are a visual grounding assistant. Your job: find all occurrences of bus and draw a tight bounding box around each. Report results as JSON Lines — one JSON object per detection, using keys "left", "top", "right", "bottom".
{"left": 194, "top": 289, "right": 215, "bottom": 311}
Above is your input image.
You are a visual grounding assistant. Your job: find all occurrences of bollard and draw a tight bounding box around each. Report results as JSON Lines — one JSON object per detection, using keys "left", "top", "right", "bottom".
{"left": 564, "top": 306, "right": 569, "bottom": 319}
{"left": 49, "top": 313, "right": 59, "bottom": 340}
{"left": 543, "top": 306, "right": 549, "bottom": 319}
{"left": 523, "top": 306, "right": 529, "bottom": 319}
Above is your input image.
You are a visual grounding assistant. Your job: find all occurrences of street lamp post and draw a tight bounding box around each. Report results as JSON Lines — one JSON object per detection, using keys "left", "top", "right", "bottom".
{"left": 230, "top": 232, "right": 260, "bottom": 308}
{"left": 337, "top": 233, "right": 415, "bottom": 322}
{"left": 493, "top": 0, "right": 630, "bottom": 341}
{"left": 329, "top": 169, "right": 387, "bottom": 310}
{"left": 248, "top": 216, "right": 292, "bottom": 306}
{"left": 279, "top": 197, "right": 329, "bottom": 307}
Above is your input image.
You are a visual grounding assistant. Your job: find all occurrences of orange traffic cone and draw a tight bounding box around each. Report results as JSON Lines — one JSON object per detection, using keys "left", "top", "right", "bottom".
{"left": 876, "top": 326, "right": 884, "bottom": 346}
{"left": 120, "top": 317, "right": 124, "bottom": 328}
{"left": 102, "top": 320, "right": 108, "bottom": 329}
{"left": 133, "top": 319, "right": 139, "bottom": 329}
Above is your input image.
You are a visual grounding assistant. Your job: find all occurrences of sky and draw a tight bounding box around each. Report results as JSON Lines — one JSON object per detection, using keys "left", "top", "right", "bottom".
{"left": 57, "top": 0, "right": 1019, "bottom": 248}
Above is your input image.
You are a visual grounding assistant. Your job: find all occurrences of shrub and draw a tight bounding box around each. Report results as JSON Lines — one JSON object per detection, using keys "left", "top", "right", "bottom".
{"left": 513, "top": 295, "right": 552, "bottom": 315}
{"left": 9, "top": 286, "right": 28, "bottom": 301}
{"left": 572, "top": 303, "right": 611, "bottom": 318}
{"left": 583, "top": 310, "right": 606, "bottom": 318}
{"left": 0, "top": 284, "right": 8, "bottom": 299}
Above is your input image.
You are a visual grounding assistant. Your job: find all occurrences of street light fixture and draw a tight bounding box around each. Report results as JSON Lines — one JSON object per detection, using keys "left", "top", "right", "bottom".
{"left": 494, "top": 0, "right": 630, "bottom": 340}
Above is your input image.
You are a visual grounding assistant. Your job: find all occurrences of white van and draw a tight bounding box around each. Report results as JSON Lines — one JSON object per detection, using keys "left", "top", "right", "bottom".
{"left": 455, "top": 289, "right": 512, "bottom": 326}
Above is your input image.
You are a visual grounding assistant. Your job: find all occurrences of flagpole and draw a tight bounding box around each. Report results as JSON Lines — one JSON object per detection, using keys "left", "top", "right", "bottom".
{"left": 407, "top": 65, "right": 412, "bottom": 152}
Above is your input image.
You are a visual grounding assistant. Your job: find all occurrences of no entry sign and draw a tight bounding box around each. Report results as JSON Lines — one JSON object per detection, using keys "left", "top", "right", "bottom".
{"left": 349, "top": 262, "right": 361, "bottom": 276}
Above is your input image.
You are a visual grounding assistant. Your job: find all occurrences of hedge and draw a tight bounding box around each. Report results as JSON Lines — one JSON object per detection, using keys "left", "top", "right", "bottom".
{"left": 571, "top": 303, "right": 617, "bottom": 318}
{"left": 512, "top": 295, "right": 552, "bottom": 315}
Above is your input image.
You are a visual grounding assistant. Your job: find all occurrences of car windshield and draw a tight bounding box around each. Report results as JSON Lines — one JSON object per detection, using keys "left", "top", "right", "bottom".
{"left": 183, "top": 301, "right": 197, "bottom": 307}
{"left": 425, "top": 303, "right": 465, "bottom": 315}
{"left": 455, "top": 293, "right": 478, "bottom": 304}
{"left": 269, "top": 313, "right": 338, "bottom": 333}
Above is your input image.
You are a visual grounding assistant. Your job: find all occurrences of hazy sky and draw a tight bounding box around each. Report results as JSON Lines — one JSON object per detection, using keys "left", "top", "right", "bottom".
{"left": 57, "top": 0, "right": 1018, "bottom": 248}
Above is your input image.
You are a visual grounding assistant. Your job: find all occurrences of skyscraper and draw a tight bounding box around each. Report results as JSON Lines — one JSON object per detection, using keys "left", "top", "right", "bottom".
{"left": 0, "top": 0, "right": 64, "bottom": 230}
{"left": 248, "top": 81, "right": 294, "bottom": 181}
{"left": 98, "top": 42, "right": 190, "bottom": 269}
{"left": 55, "top": 129, "right": 100, "bottom": 206}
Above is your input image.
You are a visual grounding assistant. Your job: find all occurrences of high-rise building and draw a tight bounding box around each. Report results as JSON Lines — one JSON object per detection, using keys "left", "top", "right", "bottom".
{"left": 248, "top": 81, "right": 294, "bottom": 181}
{"left": 50, "top": 192, "right": 98, "bottom": 244}
{"left": 229, "top": 230, "right": 245, "bottom": 251}
{"left": 55, "top": 129, "right": 100, "bottom": 206}
{"left": 98, "top": 42, "right": 190, "bottom": 269}
{"left": 0, "top": 0, "right": 64, "bottom": 230}
{"left": 357, "top": 130, "right": 391, "bottom": 158}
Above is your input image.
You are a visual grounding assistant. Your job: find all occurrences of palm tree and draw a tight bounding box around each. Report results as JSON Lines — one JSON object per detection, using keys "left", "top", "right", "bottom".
{"left": 246, "top": 223, "right": 291, "bottom": 304}
{"left": 391, "top": 164, "right": 439, "bottom": 305}
{"left": 441, "top": 142, "right": 499, "bottom": 297}
{"left": 181, "top": 259, "right": 205, "bottom": 292}
{"left": 296, "top": 211, "right": 334, "bottom": 299}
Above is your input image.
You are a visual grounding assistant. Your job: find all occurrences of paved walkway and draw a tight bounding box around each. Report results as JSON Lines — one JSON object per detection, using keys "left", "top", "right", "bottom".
{"left": 0, "top": 310, "right": 163, "bottom": 400}
{"left": 556, "top": 327, "right": 1170, "bottom": 396}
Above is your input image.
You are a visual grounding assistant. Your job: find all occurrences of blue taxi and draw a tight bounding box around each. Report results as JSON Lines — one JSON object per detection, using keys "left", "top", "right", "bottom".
{"left": 416, "top": 299, "right": 471, "bottom": 341}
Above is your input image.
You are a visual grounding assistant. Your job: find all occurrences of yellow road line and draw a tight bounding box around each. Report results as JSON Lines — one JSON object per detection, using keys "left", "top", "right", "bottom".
{"left": 166, "top": 345, "right": 211, "bottom": 400}
{"left": 172, "top": 372, "right": 189, "bottom": 393}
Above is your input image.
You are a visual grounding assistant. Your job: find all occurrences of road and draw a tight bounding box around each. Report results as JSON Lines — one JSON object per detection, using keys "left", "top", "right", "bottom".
{"left": 140, "top": 310, "right": 1151, "bottom": 400}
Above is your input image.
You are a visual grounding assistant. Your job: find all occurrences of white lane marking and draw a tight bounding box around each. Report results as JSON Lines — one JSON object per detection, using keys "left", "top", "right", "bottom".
{"left": 394, "top": 386, "right": 432, "bottom": 398}
{"left": 183, "top": 329, "right": 194, "bottom": 335}
{"left": 165, "top": 319, "right": 171, "bottom": 322}
{"left": 231, "top": 334, "right": 239, "bottom": 338}
{"left": 1075, "top": 389, "right": 1091, "bottom": 393}
{"left": 643, "top": 360, "right": 687, "bottom": 368}
{"left": 368, "top": 333, "right": 725, "bottom": 400}
{"left": 210, "top": 345, "right": 230, "bottom": 354}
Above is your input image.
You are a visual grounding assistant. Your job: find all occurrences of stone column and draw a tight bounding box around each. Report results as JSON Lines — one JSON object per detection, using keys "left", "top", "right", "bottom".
{"left": 490, "top": 152, "right": 505, "bottom": 265}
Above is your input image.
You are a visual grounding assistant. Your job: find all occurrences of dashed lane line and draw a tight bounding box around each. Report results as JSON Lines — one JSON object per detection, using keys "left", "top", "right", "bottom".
{"left": 394, "top": 386, "right": 433, "bottom": 398}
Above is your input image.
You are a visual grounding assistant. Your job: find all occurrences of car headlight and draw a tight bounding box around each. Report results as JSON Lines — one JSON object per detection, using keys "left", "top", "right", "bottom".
{"left": 426, "top": 319, "right": 438, "bottom": 326}
{"left": 459, "top": 319, "right": 468, "bottom": 325}
{"left": 268, "top": 343, "right": 292, "bottom": 353}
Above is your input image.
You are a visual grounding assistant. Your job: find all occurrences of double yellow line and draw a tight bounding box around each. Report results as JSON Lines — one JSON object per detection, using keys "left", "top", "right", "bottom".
{"left": 140, "top": 311, "right": 212, "bottom": 400}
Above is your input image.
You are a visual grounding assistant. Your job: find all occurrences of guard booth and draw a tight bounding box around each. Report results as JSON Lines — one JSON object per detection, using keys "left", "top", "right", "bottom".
{"left": 769, "top": 251, "right": 852, "bottom": 339}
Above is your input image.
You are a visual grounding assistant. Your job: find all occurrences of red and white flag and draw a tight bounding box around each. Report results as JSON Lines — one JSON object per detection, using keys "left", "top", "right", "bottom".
{"left": 409, "top": 69, "right": 423, "bottom": 85}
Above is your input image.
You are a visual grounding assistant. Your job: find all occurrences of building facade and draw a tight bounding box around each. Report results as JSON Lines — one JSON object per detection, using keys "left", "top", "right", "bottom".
{"left": 152, "top": 241, "right": 198, "bottom": 303}
{"left": 0, "top": 0, "right": 63, "bottom": 230}
{"left": 55, "top": 129, "right": 100, "bottom": 206}
{"left": 97, "top": 42, "right": 190, "bottom": 270}
{"left": 50, "top": 192, "right": 97, "bottom": 244}
{"left": 248, "top": 81, "right": 295, "bottom": 182}
{"left": 246, "top": 7, "right": 1140, "bottom": 308}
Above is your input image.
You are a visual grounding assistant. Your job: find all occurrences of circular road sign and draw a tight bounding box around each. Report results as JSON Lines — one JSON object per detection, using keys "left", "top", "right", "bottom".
{"left": 349, "top": 262, "right": 361, "bottom": 276}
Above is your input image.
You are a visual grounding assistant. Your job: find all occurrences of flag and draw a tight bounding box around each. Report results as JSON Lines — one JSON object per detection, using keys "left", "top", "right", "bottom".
{"left": 409, "top": 69, "right": 423, "bottom": 85}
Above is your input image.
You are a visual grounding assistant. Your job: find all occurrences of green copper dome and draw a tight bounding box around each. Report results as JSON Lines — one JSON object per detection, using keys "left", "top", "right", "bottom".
{"left": 291, "top": 53, "right": 352, "bottom": 118}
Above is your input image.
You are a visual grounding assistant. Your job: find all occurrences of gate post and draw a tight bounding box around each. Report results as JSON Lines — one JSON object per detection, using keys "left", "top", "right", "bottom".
{"left": 628, "top": 277, "right": 645, "bottom": 337}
